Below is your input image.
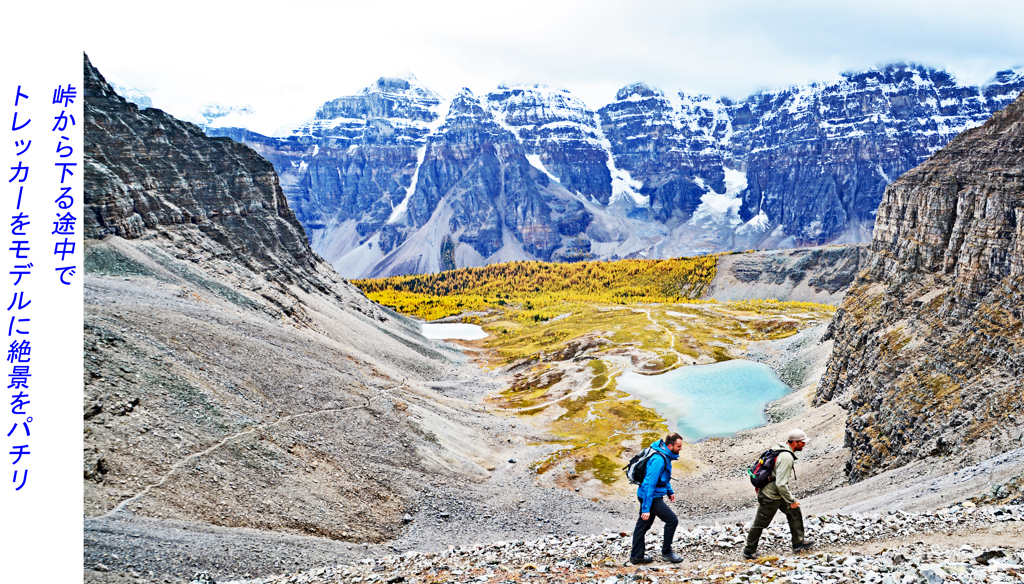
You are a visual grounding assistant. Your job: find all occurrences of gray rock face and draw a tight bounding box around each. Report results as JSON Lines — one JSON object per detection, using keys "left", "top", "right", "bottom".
{"left": 599, "top": 83, "right": 727, "bottom": 223}
{"left": 316, "top": 77, "right": 439, "bottom": 124}
{"left": 205, "top": 63, "right": 1023, "bottom": 278}
{"left": 369, "top": 89, "right": 602, "bottom": 275}
{"left": 707, "top": 245, "right": 869, "bottom": 305}
{"left": 487, "top": 85, "right": 612, "bottom": 204}
{"left": 206, "top": 75, "right": 445, "bottom": 259}
{"left": 731, "top": 64, "right": 1024, "bottom": 245}
{"left": 85, "top": 57, "right": 327, "bottom": 296}
{"left": 816, "top": 90, "right": 1024, "bottom": 482}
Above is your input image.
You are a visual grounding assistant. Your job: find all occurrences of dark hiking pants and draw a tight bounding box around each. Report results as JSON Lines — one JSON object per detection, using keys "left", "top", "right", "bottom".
{"left": 743, "top": 490, "right": 805, "bottom": 554}
{"left": 631, "top": 496, "right": 678, "bottom": 559}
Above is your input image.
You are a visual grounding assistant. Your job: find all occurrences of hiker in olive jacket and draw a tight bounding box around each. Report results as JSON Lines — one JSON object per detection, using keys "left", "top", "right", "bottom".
{"left": 742, "top": 429, "right": 815, "bottom": 559}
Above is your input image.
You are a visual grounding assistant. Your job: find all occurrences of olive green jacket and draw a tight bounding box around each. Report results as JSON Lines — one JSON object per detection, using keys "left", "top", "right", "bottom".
{"left": 761, "top": 442, "right": 796, "bottom": 504}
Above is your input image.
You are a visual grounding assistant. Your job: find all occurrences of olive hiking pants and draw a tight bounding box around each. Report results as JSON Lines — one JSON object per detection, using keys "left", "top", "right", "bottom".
{"left": 743, "top": 490, "right": 805, "bottom": 554}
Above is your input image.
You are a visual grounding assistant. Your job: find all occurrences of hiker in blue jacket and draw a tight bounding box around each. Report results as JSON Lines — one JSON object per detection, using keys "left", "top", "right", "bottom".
{"left": 630, "top": 433, "right": 684, "bottom": 564}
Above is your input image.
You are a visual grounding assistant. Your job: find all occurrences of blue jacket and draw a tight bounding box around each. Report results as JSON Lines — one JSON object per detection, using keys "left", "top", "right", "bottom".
{"left": 637, "top": 439, "right": 678, "bottom": 513}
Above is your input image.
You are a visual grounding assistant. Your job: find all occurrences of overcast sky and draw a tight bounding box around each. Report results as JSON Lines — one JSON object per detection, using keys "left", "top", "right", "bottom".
{"left": 30, "top": 0, "right": 1024, "bottom": 134}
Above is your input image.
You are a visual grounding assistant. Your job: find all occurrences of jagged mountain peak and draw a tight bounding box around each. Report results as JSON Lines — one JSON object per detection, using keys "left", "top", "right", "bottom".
{"left": 490, "top": 83, "right": 578, "bottom": 103}
{"left": 615, "top": 82, "right": 663, "bottom": 101}
{"left": 830, "top": 63, "right": 967, "bottom": 96}
{"left": 982, "top": 67, "right": 1024, "bottom": 108}
{"left": 370, "top": 75, "right": 415, "bottom": 92}
{"left": 360, "top": 74, "right": 443, "bottom": 104}
{"left": 734, "top": 62, "right": 957, "bottom": 106}
{"left": 675, "top": 91, "right": 730, "bottom": 106}
{"left": 446, "top": 88, "right": 493, "bottom": 119}
{"left": 486, "top": 84, "right": 597, "bottom": 129}
{"left": 988, "top": 67, "right": 1024, "bottom": 85}
{"left": 452, "top": 86, "right": 479, "bottom": 100}
{"left": 314, "top": 75, "right": 443, "bottom": 123}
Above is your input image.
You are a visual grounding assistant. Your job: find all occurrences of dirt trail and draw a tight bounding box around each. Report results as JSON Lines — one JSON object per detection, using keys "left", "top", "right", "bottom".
{"left": 101, "top": 386, "right": 402, "bottom": 518}
{"left": 637, "top": 308, "right": 687, "bottom": 373}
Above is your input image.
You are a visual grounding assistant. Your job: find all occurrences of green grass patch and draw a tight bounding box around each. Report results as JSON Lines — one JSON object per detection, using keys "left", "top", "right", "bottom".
{"left": 712, "top": 347, "right": 733, "bottom": 362}
{"left": 574, "top": 454, "right": 620, "bottom": 485}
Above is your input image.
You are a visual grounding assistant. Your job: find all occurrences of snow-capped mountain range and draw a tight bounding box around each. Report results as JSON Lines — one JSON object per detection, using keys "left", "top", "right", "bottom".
{"left": 179, "top": 64, "right": 1024, "bottom": 278}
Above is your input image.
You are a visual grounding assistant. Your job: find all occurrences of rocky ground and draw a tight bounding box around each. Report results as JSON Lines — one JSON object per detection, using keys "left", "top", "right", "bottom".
{"left": 84, "top": 315, "right": 1024, "bottom": 583}
{"left": 84, "top": 442, "right": 1024, "bottom": 584}
{"left": 213, "top": 504, "right": 1024, "bottom": 584}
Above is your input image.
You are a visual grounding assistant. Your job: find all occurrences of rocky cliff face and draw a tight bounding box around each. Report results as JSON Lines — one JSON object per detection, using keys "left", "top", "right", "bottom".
{"left": 84, "top": 54, "right": 506, "bottom": 541}
{"left": 354, "top": 88, "right": 618, "bottom": 276}
{"left": 707, "top": 245, "right": 868, "bottom": 305}
{"left": 204, "top": 63, "right": 1023, "bottom": 278}
{"left": 598, "top": 83, "right": 727, "bottom": 223}
{"left": 732, "top": 65, "right": 1024, "bottom": 246}
{"left": 402, "top": 89, "right": 556, "bottom": 256}
{"left": 487, "top": 85, "right": 612, "bottom": 205}
{"left": 85, "top": 58, "right": 338, "bottom": 310}
{"left": 213, "top": 76, "right": 446, "bottom": 265}
{"left": 816, "top": 90, "right": 1024, "bottom": 482}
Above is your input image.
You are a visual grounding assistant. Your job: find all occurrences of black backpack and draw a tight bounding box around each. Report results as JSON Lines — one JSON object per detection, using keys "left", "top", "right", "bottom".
{"left": 747, "top": 449, "right": 782, "bottom": 488}
{"left": 624, "top": 446, "right": 668, "bottom": 485}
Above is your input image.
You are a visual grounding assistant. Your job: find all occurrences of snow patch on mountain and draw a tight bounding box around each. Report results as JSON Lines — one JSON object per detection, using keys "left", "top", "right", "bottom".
{"left": 487, "top": 84, "right": 597, "bottom": 129}
{"left": 689, "top": 168, "right": 746, "bottom": 227}
{"left": 591, "top": 112, "right": 646, "bottom": 207}
{"left": 608, "top": 165, "right": 647, "bottom": 207}
{"left": 386, "top": 98, "right": 450, "bottom": 225}
{"left": 525, "top": 154, "right": 560, "bottom": 183}
{"left": 388, "top": 146, "right": 428, "bottom": 224}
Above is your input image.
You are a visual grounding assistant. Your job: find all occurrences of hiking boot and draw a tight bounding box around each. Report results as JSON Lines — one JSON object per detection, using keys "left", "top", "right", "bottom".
{"left": 792, "top": 540, "right": 815, "bottom": 552}
{"left": 661, "top": 551, "right": 683, "bottom": 563}
{"left": 742, "top": 550, "right": 759, "bottom": 560}
{"left": 629, "top": 556, "right": 654, "bottom": 565}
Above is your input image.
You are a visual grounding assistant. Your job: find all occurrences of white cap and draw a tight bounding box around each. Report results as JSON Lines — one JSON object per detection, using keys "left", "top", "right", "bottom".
{"left": 787, "top": 428, "right": 808, "bottom": 443}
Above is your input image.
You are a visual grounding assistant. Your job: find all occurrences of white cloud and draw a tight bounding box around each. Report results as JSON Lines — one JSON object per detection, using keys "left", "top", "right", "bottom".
{"left": 78, "top": 0, "right": 1024, "bottom": 125}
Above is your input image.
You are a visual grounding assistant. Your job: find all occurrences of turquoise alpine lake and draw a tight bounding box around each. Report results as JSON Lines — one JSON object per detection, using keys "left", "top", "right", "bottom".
{"left": 421, "top": 322, "right": 488, "bottom": 340}
{"left": 616, "top": 359, "right": 791, "bottom": 442}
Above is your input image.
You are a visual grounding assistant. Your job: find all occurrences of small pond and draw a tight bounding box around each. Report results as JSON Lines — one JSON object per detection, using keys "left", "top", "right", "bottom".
{"left": 616, "top": 359, "right": 791, "bottom": 442}
{"left": 420, "top": 322, "right": 488, "bottom": 340}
